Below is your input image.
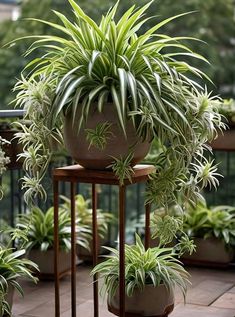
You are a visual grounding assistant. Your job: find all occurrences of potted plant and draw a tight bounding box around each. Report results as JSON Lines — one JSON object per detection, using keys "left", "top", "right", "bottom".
{"left": 0, "top": 232, "right": 38, "bottom": 317}
{"left": 91, "top": 234, "right": 190, "bottom": 316}
{"left": 10, "top": 0, "right": 224, "bottom": 212}
{"left": 61, "top": 194, "right": 114, "bottom": 260}
{"left": 210, "top": 98, "right": 235, "bottom": 150}
{"left": 181, "top": 200, "right": 235, "bottom": 265}
{"left": 17, "top": 205, "right": 92, "bottom": 279}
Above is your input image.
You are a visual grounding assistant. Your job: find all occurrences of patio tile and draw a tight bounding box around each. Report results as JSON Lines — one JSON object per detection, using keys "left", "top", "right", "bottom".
{"left": 171, "top": 303, "right": 235, "bottom": 317}
{"left": 228, "top": 287, "right": 235, "bottom": 294}
{"left": 186, "top": 280, "right": 233, "bottom": 306}
{"left": 60, "top": 300, "right": 113, "bottom": 317}
{"left": 212, "top": 292, "right": 235, "bottom": 309}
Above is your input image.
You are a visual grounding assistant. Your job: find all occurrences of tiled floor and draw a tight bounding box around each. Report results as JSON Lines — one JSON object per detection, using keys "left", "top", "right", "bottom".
{"left": 13, "top": 264, "right": 235, "bottom": 317}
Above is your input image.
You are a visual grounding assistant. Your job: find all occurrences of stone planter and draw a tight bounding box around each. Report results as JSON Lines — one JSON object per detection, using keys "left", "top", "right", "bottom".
{"left": 28, "top": 249, "right": 71, "bottom": 280}
{"left": 64, "top": 104, "right": 151, "bottom": 170}
{"left": 182, "top": 237, "right": 234, "bottom": 266}
{"left": 108, "top": 284, "right": 174, "bottom": 317}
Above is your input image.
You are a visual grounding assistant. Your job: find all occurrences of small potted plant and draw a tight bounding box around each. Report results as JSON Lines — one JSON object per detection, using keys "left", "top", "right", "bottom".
{"left": 91, "top": 234, "right": 190, "bottom": 316}
{"left": 61, "top": 194, "right": 114, "bottom": 261}
{"left": 181, "top": 200, "right": 235, "bottom": 265}
{"left": 17, "top": 205, "right": 92, "bottom": 279}
{"left": 10, "top": 0, "right": 224, "bottom": 213}
{"left": 210, "top": 98, "right": 235, "bottom": 150}
{"left": 0, "top": 231, "right": 38, "bottom": 317}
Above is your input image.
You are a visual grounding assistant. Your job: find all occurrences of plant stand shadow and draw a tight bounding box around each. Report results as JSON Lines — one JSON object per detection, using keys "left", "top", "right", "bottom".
{"left": 53, "top": 164, "right": 155, "bottom": 317}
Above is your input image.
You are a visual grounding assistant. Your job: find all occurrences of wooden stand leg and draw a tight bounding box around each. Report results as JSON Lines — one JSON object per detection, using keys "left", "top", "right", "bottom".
{"left": 92, "top": 184, "right": 99, "bottom": 317}
{"left": 71, "top": 182, "right": 76, "bottom": 317}
{"left": 145, "top": 203, "right": 151, "bottom": 250}
{"left": 53, "top": 180, "right": 60, "bottom": 317}
{"left": 119, "top": 185, "right": 126, "bottom": 317}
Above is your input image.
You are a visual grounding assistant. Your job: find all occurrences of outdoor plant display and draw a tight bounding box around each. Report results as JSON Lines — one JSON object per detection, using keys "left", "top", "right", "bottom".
{"left": 0, "top": 230, "right": 38, "bottom": 317}
{"left": 10, "top": 0, "right": 225, "bottom": 215}
{"left": 17, "top": 206, "right": 91, "bottom": 277}
{"left": 61, "top": 194, "right": 114, "bottom": 258}
{"left": 91, "top": 234, "right": 190, "bottom": 316}
{"left": 181, "top": 200, "right": 235, "bottom": 264}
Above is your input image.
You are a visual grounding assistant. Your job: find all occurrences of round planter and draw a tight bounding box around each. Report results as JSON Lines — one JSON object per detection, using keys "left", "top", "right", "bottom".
{"left": 182, "top": 237, "right": 234, "bottom": 266}
{"left": 210, "top": 127, "right": 235, "bottom": 151}
{"left": 108, "top": 284, "right": 174, "bottom": 317}
{"left": 28, "top": 249, "right": 71, "bottom": 280}
{"left": 64, "top": 104, "right": 151, "bottom": 170}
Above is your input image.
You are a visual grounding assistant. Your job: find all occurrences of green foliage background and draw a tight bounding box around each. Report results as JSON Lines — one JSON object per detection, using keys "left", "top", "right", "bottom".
{"left": 0, "top": 0, "right": 235, "bottom": 109}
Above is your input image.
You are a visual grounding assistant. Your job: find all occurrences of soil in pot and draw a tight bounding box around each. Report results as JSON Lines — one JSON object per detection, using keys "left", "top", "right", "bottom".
{"left": 108, "top": 284, "right": 174, "bottom": 317}
{"left": 182, "top": 237, "right": 234, "bottom": 266}
{"left": 64, "top": 104, "right": 151, "bottom": 170}
{"left": 27, "top": 249, "right": 71, "bottom": 280}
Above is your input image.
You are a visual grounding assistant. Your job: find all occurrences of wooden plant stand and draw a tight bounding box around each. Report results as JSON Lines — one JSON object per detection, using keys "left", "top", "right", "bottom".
{"left": 53, "top": 164, "right": 155, "bottom": 317}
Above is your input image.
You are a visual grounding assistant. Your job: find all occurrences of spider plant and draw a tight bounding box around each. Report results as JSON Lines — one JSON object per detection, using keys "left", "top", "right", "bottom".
{"left": 0, "top": 247, "right": 38, "bottom": 317}
{"left": 183, "top": 200, "right": 235, "bottom": 246}
{"left": 91, "top": 234, "right": 190, "bottom": 299}
{"left": 17, "top": 205, "right": 92, "bottom": 252}
{"left": 60, "top": 194, "right": 114, "bottom": 243}
{"left": 11, "top": 0, "right": 224, "bottom": 210}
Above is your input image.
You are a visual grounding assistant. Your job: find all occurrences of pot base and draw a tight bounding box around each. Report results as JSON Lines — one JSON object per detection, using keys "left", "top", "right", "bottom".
{"left": 108, "top": 303, "right": 174, "bottom": 317}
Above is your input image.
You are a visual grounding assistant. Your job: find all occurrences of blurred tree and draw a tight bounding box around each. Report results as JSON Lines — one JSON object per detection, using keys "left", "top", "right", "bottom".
{"left": 0, "top": 0, "right": 235, "bottom": 109}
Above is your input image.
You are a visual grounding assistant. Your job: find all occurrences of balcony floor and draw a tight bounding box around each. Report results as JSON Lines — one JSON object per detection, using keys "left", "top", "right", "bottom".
{"left": 13, "top": 264, "right": 235, "bottom": 317}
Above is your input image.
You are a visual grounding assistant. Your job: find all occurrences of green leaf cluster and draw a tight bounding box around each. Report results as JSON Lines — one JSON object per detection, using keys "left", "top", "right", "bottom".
{"left": 0, "top": 247, "right": 38, "bottom": 317}
{"left": 60, "top": 194, "right": 115, "bottom": 241}
{"left": 91, "top": 234, "right": 190, "bottom": 299}
{"left": 183, "top": 200, "right": 235, "bottom": 246}
{"left": 17, "top": 205, "right": 92, "bottom": 252}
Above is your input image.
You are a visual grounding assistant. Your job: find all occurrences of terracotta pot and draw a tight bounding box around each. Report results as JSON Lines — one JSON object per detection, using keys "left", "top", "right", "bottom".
{"left": 182, "top": 237, "right": 234, "bottom": 265}
{"left": 28, "top": 249, "right": 71, "bottom": 279}
{"left": 64, "top": 104, "right": 151, "bottom": 170}
{"left": 210, "top": 128, "right": 235, "bottom": 151}
{"left": 108, "top": 284, "right": 174, "bottom": 317}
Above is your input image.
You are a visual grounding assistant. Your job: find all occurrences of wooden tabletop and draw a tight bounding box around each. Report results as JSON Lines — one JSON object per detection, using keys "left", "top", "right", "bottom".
{"left": 53, "top": 164, "right": 155, "bottom": 185}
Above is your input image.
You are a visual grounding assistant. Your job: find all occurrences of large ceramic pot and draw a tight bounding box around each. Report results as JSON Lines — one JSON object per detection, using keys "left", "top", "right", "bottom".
{"left": 28, "top": 249, "right": 71, "bottom": 280}
{"left": 64, "top": 104, "right": 151, "bottom": 170}
{"left": 108, "top": 284, "right": 174, "bottom": 317}
{"left": 182, "top": 237, "right": 234, "bottom": 266}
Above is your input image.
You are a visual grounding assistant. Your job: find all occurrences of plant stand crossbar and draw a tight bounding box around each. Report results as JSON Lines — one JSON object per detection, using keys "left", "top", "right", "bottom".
{"left": 53, "top": 164, "right": 155, "bottom": 317}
